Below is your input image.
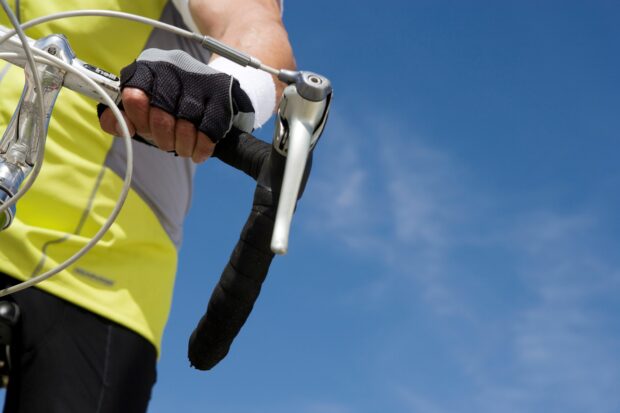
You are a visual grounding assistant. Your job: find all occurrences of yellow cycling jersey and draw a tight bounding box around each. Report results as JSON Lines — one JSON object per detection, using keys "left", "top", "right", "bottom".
{"left": 0, "top": 0, "right": 204, "bottom": 352}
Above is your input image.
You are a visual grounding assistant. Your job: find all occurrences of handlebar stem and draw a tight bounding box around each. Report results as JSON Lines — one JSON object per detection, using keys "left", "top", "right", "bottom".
{"left": 0, "top": 34, "right": 73, "bottom": 230}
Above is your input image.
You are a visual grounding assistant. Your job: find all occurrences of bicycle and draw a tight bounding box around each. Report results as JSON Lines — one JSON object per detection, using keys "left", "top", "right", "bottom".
{"left": 0, "top": 4, "right": 331, "bottom": 372}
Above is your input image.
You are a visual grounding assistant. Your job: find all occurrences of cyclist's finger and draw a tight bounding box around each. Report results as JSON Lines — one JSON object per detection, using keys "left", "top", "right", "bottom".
{"left": 122, "top": 87, "right": 151, "bottom": 135}
{"left": 149, "top": 107, "right": 176, "bottom": 152}
{"left": 192, "top": 131, "right": 215, "bottom": 163}
{"left": 174, "top": 119, "right": 197, "bottom": 158}
{"left": 99, "top": 108, "right": 136, "bottom": 137}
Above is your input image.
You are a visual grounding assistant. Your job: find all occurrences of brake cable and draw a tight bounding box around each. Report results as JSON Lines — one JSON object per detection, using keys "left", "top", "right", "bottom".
{"left": 0, "top": 7, "right": 332, "bottom": 369}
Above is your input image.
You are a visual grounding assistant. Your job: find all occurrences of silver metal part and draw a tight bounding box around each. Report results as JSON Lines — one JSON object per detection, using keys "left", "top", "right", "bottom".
{"left": 201, "top": 35, "right": 262, "bottom": 69}
{"left": 0, "top": 34, "right": 73, "bottom": 231}
{"left": 0, "top": 25, "right": 121, "bottom": 104}
{"left": 0, "top": 34, "right": 71, "bottom": 164}
{"left": 270, "top": 75, "right": 332, "bottom": 254}
{"left": 65, "top": 58, "right": 121, "bottom": 104}
{"left": 0, "top": 159, "right": 24, "bottom": 230}
{"left": 295, "top": 71, "right": 332, "bottom": 102}
{"left": 272, "top": 74, "right": 332, "bottom": 157}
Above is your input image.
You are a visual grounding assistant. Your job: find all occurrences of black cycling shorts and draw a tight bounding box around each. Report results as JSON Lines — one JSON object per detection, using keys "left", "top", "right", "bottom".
{"left": 0, "top": 273, "right": 157, "bottom": 413}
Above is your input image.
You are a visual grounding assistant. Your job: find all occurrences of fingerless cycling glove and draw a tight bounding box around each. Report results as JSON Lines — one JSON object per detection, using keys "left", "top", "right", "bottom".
{"left": 101, "top": 48, "right": 255, "bottom": 144}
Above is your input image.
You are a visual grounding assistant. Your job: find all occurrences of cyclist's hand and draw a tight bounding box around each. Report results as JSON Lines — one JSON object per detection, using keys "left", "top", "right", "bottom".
{"left": 99, "top": 49, "right": 255, "bottom": 163}
{"left": 99, "top": 88, "right": 217, "bottom": 163}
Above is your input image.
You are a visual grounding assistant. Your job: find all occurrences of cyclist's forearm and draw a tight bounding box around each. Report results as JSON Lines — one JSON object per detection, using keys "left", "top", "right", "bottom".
{"left": 189, "top": 0, "right": 295, "bottom": 99}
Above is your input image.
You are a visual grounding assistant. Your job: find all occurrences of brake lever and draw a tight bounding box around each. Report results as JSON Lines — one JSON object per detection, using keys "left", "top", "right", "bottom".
{"left": 269, "top": 70, "right": 332, "bottom": 254}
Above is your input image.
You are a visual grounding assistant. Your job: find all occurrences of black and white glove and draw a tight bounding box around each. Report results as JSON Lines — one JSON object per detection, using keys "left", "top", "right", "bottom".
{"left": 99, "top": 48, "right": 255, "bottom": 145}
{"left": 125, "top": 49, "right": 254, "bottom": 143}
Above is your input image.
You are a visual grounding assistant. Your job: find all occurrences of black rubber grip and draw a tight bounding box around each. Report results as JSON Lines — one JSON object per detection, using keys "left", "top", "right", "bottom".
{"left": 188, "top": 132, "right": 296, "bottom": 370}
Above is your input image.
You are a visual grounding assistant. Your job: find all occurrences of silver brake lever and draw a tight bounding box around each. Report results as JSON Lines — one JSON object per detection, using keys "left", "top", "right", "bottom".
{"left": 270, "top": 71, "right": 332, "bottom": 254}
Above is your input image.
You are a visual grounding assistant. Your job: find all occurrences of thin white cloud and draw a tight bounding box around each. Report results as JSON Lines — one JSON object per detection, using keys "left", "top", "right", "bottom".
{"left": 301, "top": 401, "right": 354, "bottom": 413}
{"left": 505, "top": 212, "right": 620, "bottom": 412}
{"left": 304, "top": 108, "right": 620, "bottom": 413}
{"left": 306, "top": 112, "right": 381, "bottom": 250}
{"left": 306, "top": 110, "right": 479, "bottom": 318}
{"left": 448, "top": 211, "right": 620, "bottom": 413}
{"left": 395, "top": 386, "right": 448, "bottom": 413}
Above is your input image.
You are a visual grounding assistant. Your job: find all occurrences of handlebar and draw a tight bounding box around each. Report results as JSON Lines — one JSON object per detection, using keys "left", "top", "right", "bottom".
{"left": 0, "top": 11, "right": 332, "bottom": 369}
{"left": 185, "top": 72, "right": 332, "bottom": 367}
{"left": 188, "top": 133, "right": 293, "bottom": 369}
{"left": 0, "top": 22, "right": 332, "bottom": 255}
{"left": 0, "top": 26, "right": 121, "bottom": 104}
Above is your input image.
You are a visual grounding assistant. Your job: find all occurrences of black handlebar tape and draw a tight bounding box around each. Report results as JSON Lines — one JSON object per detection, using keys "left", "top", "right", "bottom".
{"left": 188, "top": 132, "right": 312, "bottom": 370}
{"left": 212, "top": 132, "right": 271, "bottom": 180}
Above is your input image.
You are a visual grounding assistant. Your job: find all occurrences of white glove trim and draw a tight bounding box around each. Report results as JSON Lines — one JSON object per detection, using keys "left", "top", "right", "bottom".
{"left": 209, "top": 57, "right": 276, "bottom": 129}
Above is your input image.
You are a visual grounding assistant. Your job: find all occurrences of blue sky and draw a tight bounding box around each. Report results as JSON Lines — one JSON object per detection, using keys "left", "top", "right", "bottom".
{"left": 150, "top": 1, "right": 620, "bottom": 413}
{"left": 3, "top": 1, "right": 618, "bottom": 412}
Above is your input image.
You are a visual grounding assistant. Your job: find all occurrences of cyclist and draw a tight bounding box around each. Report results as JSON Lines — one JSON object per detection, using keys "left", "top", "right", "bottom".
{"left": 0, "top": 0, "right": 294, "bottom": 411}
